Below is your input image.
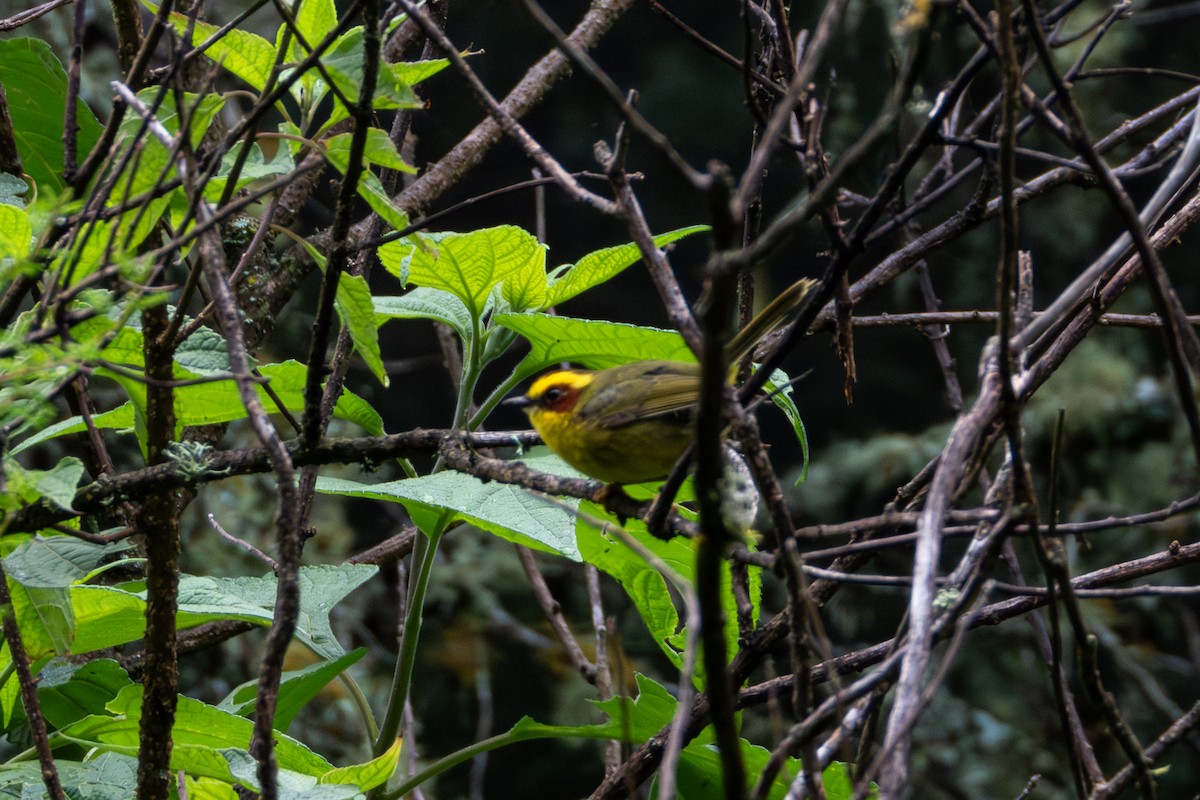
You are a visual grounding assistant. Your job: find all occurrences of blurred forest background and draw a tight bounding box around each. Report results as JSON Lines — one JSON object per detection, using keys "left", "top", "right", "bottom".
{"left": 8, "top": 0, "right": 1200, "bottom": 797}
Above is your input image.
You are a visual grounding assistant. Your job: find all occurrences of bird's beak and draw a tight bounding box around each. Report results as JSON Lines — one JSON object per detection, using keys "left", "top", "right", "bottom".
{"left": 502, "top": 395, "right": 533, "bottom": 411}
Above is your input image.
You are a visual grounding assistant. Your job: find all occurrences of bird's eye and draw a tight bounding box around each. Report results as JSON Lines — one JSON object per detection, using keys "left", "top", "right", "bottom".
{"left": 543, "top": 387, "right": 565, "bottom": 405}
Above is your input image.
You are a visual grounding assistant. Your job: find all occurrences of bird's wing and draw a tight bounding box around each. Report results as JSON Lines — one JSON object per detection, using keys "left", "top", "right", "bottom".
{"left": 587, "top": 366, "right": 701, "bottom": 429}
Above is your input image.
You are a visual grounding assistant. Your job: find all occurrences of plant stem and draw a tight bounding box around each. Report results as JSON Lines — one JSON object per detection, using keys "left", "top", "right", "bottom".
{"left": 371, "top": 318, "right": 485, "bottom": 790}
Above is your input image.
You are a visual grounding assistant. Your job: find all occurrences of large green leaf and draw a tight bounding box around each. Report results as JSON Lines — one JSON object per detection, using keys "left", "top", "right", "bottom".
{"left": 0, "top": 536, "right": 132, "bottom": 661}
{"left": 317, "top": 454, "right": 582, "bottom": 560}
{"left": 374, "top": 287, "right": 473, "bottom": 342}
{"left": 60, "top": 686, "right": 334, "bottom": 785}
{"left": 55, "top": 683, "right": 397, "bottom": 795}
{"left": 576, "top": 506, "right": 760, "bottom": 681}
{"left": 497, "top": 314, "right": 693, "bottom": 383}
{"left": 0, "top": 752, "right": 138, "bottom": 800}
{"left": 0, "top": 38, "right": 102, "bottom": 193}
{"left": 315, "top": 26, "right": 434, "bottom": 127}
{"left": 172, "top": 565, "right": 377, "bottom": 658}
{"left": 38, "top": 658, "right": 135, "bottom": 730}
{"left": 378, "top": 226, "right": 546, "bottom": 318}
{"left": 546, "top": 225, "right": 708, "bottom": 306}
{"left": 321, "top": 129, "right": 411, "bottom": 229}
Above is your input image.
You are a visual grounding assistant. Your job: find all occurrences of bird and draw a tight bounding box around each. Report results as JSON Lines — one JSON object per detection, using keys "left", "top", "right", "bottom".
{"left": 504, "top": 278, "right": 816, "bottom": 485}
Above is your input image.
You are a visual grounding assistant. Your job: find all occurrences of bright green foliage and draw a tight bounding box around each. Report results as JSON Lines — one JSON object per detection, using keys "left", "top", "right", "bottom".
{"left": 496, "top": 313, "right": 693, "bottom": 375}
{"left": 545, "top": 225, "right": 707, "bottom": 305}
{"left": 320, "top": 129, "right": 413, "bottom": 229}
{"left": 60, "top": 687, "right": 324, "bottom": 786}
{"left": 0, "top": 39, "right": 102, "bottom": 194}
{"left": 294, "top": 236, "right": 390, "bottom": 386}
{"left": 380, "top": 226, "right": 549, "bottom": 318}
{"left": 150, "top": 0, "right": 444, "bottom": 229}
{"left": 0, "top": 203, "right": 32, "bottom": 264}
{"left": 379, "top": 224, "right": 706, "bottom": 320}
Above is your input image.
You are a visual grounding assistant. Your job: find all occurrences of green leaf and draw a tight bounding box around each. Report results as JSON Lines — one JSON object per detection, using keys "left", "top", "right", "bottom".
{"left": 60, "top": 686, "right": 334, "bottom": 786}
{"left": 0, "top": 205, "right": 32, "bottom": 263}
{"left": 174, "top": 326, "right": 235, "bottom": 375}
{"left": 85, "top": 357, "right": 385, "bottom": 439}
{"left": 321, "top": 129, "right": 413, "bottom": 230}
{"left": 546, "top": 225, "right": 709, "bottom": 306}
{"left": 337, "top": 273, "right": 388, "bottom": 386}
{"left": 378, "top": 226, "right": 546, "bottom": 318}
{"left": 3, "top": 536, "right": 129, "bottom": 587}
{"left": 173, "top": 565, "right": 377, "bottom": 658}
{"left": 0, "top": 752, "right": 138, "bottom": 800}
{"left": 153, "top": 7, "right": 277, "bottom": 92}
{"left": 319, "top": 736, "right": 402, "bottom": 792}
{"left": 0, "top": 172, "right": 29, "bottom": 207}
{"left": 577, "top": 506, "right": 758, "bottom": 680}
{"left": 497, "top": 314, "right": 693, "bottom": 380}
{"left": 8, "top": 582, "right": 73, "bottom": 657}
{"left": 374, "top": 287, "right": 473, "bottom": 343}
{"left": 587, "top": 673, "right": 683, "bottom": 741}
{"left": 30, "top": 457, "right": 85, "bottom": 511}
{"left": 324, "top": 128, "right": 415, "bottom": 174}
{"left": 11, "top": 404, "right": 133, "bottom": 456}
{"left": 219, "top": 648, "right": 366, "bottom": 732}
{"left": 765, "top": 368, "right": 809, "bottom": 483}
{"left": 294, "top": 0, "right": 339, "bottom": 55}
{"left": 69, "top": 586, "right": 160, "bottom": 653}
{"left": 0, "top": 38, "right": 102, "bottom": 193}
{"left": 38, "top": 658, "right": 135, "bottom": 730}
{"left": 576, "top": 512, "right": 688, "bottom": 671}
{"left": 317, "top": 27, "right": 426, "bottom": 127}
{"left": 389, "top": 58, "right": 452, "bottom": 87}
{"left": 105, "top": 90, "right": 225, "bottom": 249}
{"left": 66, "top": 580, "right": 270, "bottom": 656}
{"left": 207, "top": 141, "right": 295, "bottom": 201}
{"left": 317, "top": 454, "right": 582, "bottom": 560}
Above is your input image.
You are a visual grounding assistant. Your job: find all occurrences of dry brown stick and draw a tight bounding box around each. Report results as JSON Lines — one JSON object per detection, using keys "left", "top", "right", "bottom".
{"left": 0, "top": 0, "right": 71, "bottom": 30}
